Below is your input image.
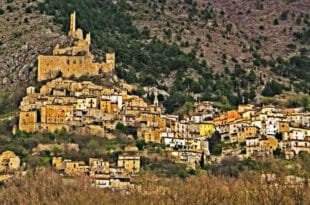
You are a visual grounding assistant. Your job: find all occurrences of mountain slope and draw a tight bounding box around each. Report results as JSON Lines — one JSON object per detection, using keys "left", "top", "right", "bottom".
{"left": 128, "top": 0, "right": 310, "bottom": 91}
{"left": 0, "top": 0, "right": 66, "bottom": 89}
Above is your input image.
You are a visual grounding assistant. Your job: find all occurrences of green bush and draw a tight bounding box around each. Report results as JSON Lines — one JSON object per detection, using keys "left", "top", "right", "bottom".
{"left": 279, "top": 10, "right": 289, "bottom": 20}
{"left": 209, "top": 131, "right": 222, "bottom": 156}
{"left": 261, "top": 80, "right": 283, "bottom": 97}
{"left": 142, "top": 158, "right": 193, "bottom": 178}
{"left": 136, "top": 140, "right": 146, "bottom": 151}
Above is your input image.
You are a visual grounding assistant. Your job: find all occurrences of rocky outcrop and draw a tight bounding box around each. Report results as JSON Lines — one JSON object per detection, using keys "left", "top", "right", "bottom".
{"left": 0, "top": 0, "right": 67, "bottom": 91}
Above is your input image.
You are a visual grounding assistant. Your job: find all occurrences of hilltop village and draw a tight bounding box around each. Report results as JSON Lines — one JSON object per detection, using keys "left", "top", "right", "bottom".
{"left": 1, "top": 12, "right": 309, "bottom": 190}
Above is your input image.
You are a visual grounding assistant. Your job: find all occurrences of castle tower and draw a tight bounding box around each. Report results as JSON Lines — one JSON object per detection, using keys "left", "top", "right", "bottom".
{"left": 85, "top": 33, "right": 91, "bottom": 45}
{"left": 68, "top": 11, "right": 76, "bottom": 37}
{"left": 106, "top": 53, "right": 115, "bottom": 69}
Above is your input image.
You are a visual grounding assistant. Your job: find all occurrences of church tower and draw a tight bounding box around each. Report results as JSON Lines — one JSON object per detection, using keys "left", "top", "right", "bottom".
{"left": 153, "top": 91, "right": 159, "bottom": 107}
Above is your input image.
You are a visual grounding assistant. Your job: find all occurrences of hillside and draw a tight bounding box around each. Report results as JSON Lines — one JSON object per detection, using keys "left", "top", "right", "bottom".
{"left": 128, "top": 0, "right": 310, "bottom": 91}
{"left": 130, "top": 0, "right": 309, "bottom": 69}
{"left": 0, "top": 0, "right": 66, "bottom": 89}
{"left": 0, "top": 0, "right": 309, "bottom": 114}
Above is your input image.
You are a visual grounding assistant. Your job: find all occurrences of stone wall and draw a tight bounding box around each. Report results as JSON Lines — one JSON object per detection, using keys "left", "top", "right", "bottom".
{"left": 38, "top": 54, "right": 114, "bottom": 81}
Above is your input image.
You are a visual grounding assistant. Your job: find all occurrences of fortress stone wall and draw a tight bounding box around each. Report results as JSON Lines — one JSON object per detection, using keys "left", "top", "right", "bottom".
{"left": 37, "top": 12, "right": 115, "bottom": 81}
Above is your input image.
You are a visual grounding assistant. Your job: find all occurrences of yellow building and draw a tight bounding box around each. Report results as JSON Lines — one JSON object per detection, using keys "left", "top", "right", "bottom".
{"left": 0, "top": 174, "right": 10, "bottom": 182}
{"left": 19, "top": 111, "right": 37, "bottom": 133}
{"left": 89, "top": 158, "right": 110, "bottom": 174}
{"left": 278, "top": 121, "right": 290, "bottom": 133}
{"left": 140, "top": 113, "right": 166, "bottom": 128}
{"left": 52, "top": 157, "right": 63, "bottom": 170}
{"left": 238, "top": 104, "right": 254, "bottom": 113}
{"left": 110, "top": 178, "right": 131, "bottom": 189}
{"left": 237, "top": 126, "right": 258, "bottom": 142}
{"left": 0, "top": 151, "right": 21, "bottom": 173}
{"left": 125, "top": 96, "right": 148, "bottom": 108}
{"left": 41, "top": 104, "right": 72, "bottom": 124}
{"left": 100, "top": 100, "right": 119, "bottom": 114}
{"left": 37, "top": 12, "right": 115, "bottom": 81}
{"left": 64, "top": 160, "right": 89, "bottom": 176}
{"left": 260, "top": 137, "right": 278, "bottom": 150}
{"left": 246, "top": 137, "right": 277, "bottom": 157}
{"left": 117, "top": 156, "right": 140, "bottom": 174}
{"left": 138, "top": 127, "right": 161, "bottom": 143}
{"left": 240, "top": 110, "right": 255, "bottom": 120}
{"left": 199, "top": 123, "right": 215, "bottom": 137}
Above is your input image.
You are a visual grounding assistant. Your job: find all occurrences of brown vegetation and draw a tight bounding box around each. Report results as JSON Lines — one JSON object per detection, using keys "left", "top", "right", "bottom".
{"left": 0, "top": 169, "right": 309, "bottom": 205}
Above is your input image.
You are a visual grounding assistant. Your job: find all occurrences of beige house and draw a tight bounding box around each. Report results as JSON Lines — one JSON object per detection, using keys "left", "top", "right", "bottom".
{"left": 89, "top": 158, "right": 110, "bottom": 174}
{"left": 64, "top": 160, "right": 89, "bottom": 176}
{"left": 0, "top": 151, "right": 21, "bottom": 173}
{"left": 117, "top": 155, "right": 140, "bottom": 174}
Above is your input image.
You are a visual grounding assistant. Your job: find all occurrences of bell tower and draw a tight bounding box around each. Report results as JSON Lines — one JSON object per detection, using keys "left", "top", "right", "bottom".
{"left": 153, "top": 91, "right": 159, "bottom": 107}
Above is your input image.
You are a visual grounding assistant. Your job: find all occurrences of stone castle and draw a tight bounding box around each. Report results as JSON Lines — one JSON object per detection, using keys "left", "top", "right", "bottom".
{"left": 37, "top": 12, "right": 115, "bottom": 81}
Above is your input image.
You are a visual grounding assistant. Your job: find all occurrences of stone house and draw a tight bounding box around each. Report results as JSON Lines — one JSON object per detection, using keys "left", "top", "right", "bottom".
{"left": 0, "top": 151, "right": 21, "bottom": 173}
{"left": 117, "top": 155, "right": 140, "bottom": 174}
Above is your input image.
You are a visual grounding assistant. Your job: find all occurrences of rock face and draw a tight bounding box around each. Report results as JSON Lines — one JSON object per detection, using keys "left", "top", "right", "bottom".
{"left": 0, "top": 0, "right": 67, "bottom": 91}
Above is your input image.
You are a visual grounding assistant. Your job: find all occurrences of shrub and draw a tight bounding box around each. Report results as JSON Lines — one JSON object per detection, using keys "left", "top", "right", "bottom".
{"left": 259, "top": 25, "right": 264, "bottom": 30}
{"left": 261, "top": 80, "right": 283, "bottom": 97}
{"left": 279, "top": 10, "right": 289, "bottom": 20}
{"left": 25, "top": 7, "right": 32, "bottom": 13}
{"left": 273, "top": 18, "right": 279, "bottom": 25}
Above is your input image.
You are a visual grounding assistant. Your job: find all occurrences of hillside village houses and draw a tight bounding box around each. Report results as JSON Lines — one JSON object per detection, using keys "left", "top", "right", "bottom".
{"left": 0, "top": 151, "right": 21, "bottom": 182}
{"left": 13, "top": 12, "right": 310, "bottom": 187}
{"left": 50, "top": 146, "right": 140, "bottom": 190}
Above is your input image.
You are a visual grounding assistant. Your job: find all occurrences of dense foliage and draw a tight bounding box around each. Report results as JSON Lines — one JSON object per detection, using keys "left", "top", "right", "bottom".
{"left": 261, "top": 80, "right": 284, "bottom": 97}
{"left": 271, "top": 53, "right": 310, "bottom": 94}
{"left": 0, "top": 87, "right": 25, "bottom": 116}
